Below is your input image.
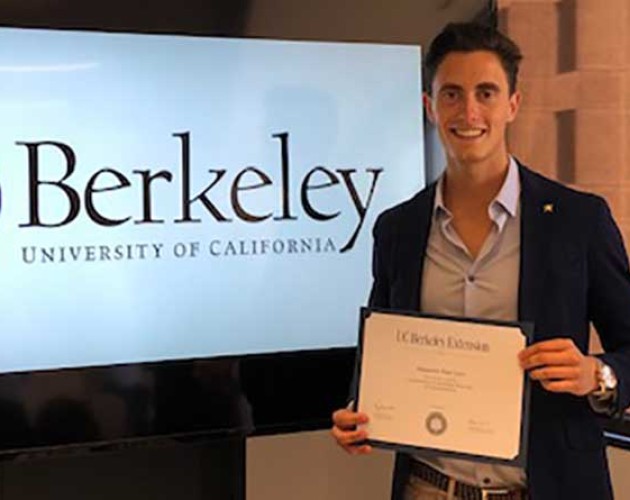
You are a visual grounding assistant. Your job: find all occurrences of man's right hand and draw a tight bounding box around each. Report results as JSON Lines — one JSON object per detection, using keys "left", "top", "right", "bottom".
{"left": 330, "top": 408, "right": 372, "bottom": 455}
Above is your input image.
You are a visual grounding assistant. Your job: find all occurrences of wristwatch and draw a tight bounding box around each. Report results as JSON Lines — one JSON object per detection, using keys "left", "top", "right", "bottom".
{"left": 592, "top": 359, "right": 618, "bottom": 398}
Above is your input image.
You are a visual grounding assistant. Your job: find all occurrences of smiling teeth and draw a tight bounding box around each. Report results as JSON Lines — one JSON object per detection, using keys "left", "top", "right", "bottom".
{"left": 454, "top": 129, "right": 484, "bottom": 138}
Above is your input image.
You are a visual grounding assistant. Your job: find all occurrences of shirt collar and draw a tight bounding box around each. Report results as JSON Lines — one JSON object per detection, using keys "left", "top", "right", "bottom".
{"left": 434, "top": 156, "right": 520, "bottom": 220}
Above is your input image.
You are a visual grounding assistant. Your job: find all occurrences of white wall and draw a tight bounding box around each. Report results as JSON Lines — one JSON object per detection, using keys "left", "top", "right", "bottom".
{"left": 608, "top": 446, "right": 630, "bottom": 500}
{"left": 247, "top": 430, "right": 630, "bottom": 500}
{"left": 247, "top": 430, "right": 393, "bottom": 500}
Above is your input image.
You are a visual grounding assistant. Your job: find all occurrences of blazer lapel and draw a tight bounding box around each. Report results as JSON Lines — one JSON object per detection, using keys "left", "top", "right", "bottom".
{"left": 404, "top": 184, "right": 436, "bottom": 312}
{"left": 518, "top": 165, "right": 552, "bottom": 326}
{"left": 400, "top": 166, "right": 553, "bottom": 321}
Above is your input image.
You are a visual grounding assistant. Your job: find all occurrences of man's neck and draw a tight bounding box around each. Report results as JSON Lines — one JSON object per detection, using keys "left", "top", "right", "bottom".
{"left": 443, "top": 155, "right": 511, "bottom": 212}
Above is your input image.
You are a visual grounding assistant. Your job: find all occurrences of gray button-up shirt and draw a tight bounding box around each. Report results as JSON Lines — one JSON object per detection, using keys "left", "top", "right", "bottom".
{"left": 413, "top": 157, "right": 526, "bottom": 488}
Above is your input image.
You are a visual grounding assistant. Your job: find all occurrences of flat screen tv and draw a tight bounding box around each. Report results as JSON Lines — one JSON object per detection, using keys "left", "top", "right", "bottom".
{"left": 0, "top": 22, "right": 423, "bottom": 457}
{"left": 0, "top": 0, "right": 496, "bottom": 457}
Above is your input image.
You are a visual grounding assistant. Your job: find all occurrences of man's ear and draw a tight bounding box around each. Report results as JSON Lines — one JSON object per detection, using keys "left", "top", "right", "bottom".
{"left": 423, "top": 93, "right": 436, "bottom": 124}
{"left": 507, "top": 90, "right": 521, "bottom": 123}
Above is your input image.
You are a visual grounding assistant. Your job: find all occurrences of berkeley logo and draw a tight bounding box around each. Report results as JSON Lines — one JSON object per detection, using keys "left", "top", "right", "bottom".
{"left": 14, "top": 131, "right": 383, "bottom": 253}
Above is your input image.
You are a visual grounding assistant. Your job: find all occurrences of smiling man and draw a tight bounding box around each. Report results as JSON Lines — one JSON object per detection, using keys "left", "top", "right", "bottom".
{"left": 331, "top": 22, "right": 630, "bottom": 500}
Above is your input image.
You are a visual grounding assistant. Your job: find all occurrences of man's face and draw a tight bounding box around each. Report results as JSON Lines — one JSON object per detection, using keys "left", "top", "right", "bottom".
{"left": 424, "top": 50, "right": 521, "bottom": 167}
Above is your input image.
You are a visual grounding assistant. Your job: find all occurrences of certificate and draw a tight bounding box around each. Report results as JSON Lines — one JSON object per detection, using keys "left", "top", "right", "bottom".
{"left": 355, "top": 308, "right": 532, "bottom": 467}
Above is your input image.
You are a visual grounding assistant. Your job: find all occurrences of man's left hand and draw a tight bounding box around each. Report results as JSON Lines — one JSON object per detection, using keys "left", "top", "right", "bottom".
{"left": 519, "top": 338, "right": 599, "bottom": 396}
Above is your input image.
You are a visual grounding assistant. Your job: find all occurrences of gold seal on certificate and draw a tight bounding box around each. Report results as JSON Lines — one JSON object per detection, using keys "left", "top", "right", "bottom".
{"left": 355, "top": 308, "right": 532, "bottom": 466}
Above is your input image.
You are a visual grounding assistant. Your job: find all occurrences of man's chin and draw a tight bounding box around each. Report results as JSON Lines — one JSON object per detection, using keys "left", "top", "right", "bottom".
{"left": 448, "top": 150, "right": 488, "bottom": 166}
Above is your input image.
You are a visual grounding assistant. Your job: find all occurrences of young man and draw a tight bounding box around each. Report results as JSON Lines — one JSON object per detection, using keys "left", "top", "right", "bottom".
{"left": 331, "top": 23, "right": 630, "bottom": 500}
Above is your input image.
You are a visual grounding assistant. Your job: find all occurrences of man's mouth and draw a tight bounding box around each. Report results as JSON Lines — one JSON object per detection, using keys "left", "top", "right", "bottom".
{"left": 450, "top": 128, "right": 486, "bottom": 139}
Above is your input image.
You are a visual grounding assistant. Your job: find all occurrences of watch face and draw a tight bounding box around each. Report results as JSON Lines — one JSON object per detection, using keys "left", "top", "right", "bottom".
{"left": 602, "top": 364, "right": 618, "bottom": 389}
{"left": 597, "top": 361, "right": 618, "bottom": 394}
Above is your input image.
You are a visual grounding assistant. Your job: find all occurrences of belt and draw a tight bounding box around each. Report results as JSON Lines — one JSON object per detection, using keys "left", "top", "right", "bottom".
{"left": 409, "top": 459, "right": 527, "bottom": 500}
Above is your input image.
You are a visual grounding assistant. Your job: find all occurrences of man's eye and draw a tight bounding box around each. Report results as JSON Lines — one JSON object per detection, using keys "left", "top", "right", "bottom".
{"left": 442, "top": 90, "right": 459, "bottom": 102}
{"left": 478, "top": 90, "right": 495, "bottom": 101}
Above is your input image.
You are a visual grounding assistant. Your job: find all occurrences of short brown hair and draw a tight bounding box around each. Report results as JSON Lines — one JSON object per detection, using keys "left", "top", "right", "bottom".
{"left": 424, "top": 22, "right": 523, "bottom": 95}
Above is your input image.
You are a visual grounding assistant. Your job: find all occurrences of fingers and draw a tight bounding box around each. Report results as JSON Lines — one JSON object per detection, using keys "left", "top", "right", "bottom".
{"left": 519, "top": 339, "right": 598, "bottom": 396}
{"left": 331, "top": 408, "right": 372, "bottom": 455}
{"left": 330, "top": 425, "right": 370, "bottom": 450}
{"left": 332, "top": 408, "right": 368, "bottom": 430}
{"left": 520, "top": 350, "right": 582, "bottom": 370}
{"left": 330, "top": 427, "right": 372, "bottom": 455}
{"left": 519, "top": 338, "right": 582, "bottom": 367}
{"left": 519, "top": 338, "right": 575, "bottom": 358}
{"left": 538, "top": 379, "right": 581, "bottom": 394}
{"left": 529, "top": 365, "right": 580, "bottom": 382}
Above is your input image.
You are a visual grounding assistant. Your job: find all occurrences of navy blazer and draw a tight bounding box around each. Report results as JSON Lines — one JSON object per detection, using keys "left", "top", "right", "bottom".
{"left": 367, "top": 163, "right": 630, "bottom": 500}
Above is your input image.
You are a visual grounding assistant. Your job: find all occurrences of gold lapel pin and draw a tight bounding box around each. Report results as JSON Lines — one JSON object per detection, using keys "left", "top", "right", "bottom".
{"left": 543, "top": 203, "right": 554, "bottom": 214}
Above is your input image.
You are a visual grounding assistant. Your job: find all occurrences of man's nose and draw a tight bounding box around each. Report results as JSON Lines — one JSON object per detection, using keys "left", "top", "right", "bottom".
{"left": 462, "top": 95, "right": 481, "bottom": 123}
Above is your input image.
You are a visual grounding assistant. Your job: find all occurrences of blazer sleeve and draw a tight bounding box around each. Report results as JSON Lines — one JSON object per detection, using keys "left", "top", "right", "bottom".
{"left": 587, "top": 196, "right": 630, "bottom": 414}
{"left": 367, "top": 212, "right": 392, "bottom": 309}
{"left": 348, "top": 213, "right": 393, "bottom": 402}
